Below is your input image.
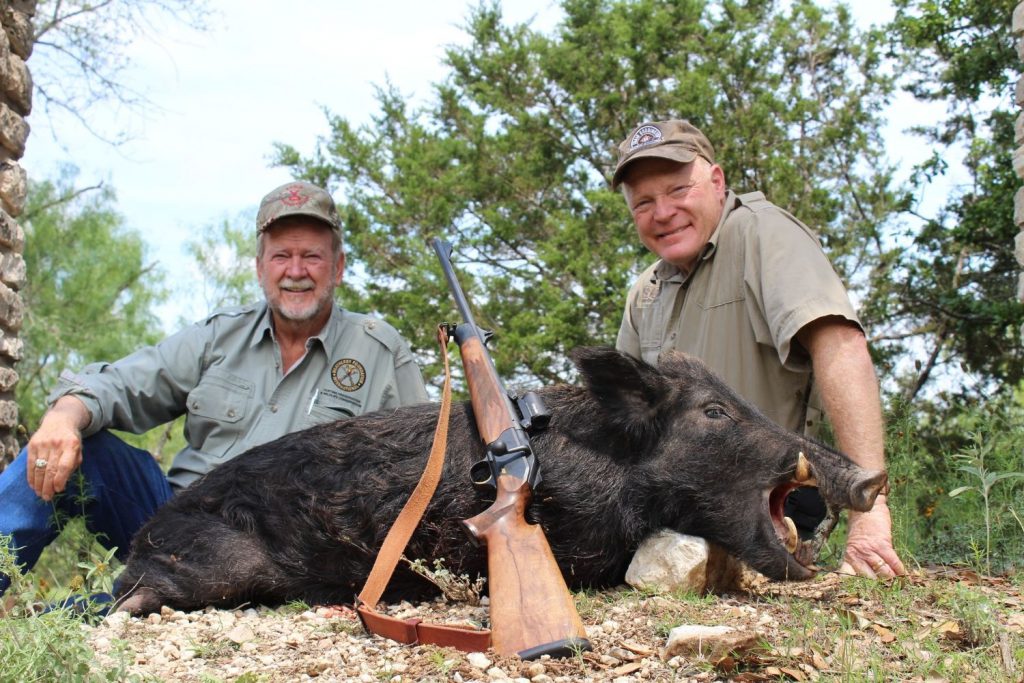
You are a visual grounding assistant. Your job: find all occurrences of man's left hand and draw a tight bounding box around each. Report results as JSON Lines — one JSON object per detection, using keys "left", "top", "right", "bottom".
{"left": 838, "top": 496, "right": 906, "bottom": 579}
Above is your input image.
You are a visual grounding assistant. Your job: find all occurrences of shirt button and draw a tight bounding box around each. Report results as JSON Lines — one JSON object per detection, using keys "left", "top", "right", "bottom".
{"left": 367, "top": 321, "right": 376, "bottom": 330}
{"left": 191, "top": 401, "right": 199, "bottom": 410}
{"left": 269, "top": 405, "right": 278, "bottom": 413}
{"left": 227, "top": 409, "right": 236, "bottom": 418}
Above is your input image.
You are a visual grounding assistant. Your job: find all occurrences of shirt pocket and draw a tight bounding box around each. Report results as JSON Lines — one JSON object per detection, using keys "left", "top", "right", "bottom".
{"left": 185, "top": 369, "right": 254, "bottom": 452}
{"left": 303, "top": 389, "right": 357, "bottom": 428}
{"left": 638, "top": 294, "right": 667, "bottom": 366}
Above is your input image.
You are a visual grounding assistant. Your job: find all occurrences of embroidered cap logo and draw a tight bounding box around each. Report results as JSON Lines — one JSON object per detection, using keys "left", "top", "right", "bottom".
{"left": 280, "top": 184, "right": 310, "bottom": 208}
{"left": 630, "top": 125, "right": 663, "bottom": 150}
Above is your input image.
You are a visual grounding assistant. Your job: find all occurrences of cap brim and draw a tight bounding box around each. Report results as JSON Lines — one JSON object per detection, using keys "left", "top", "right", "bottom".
{"left": 612, "top": 145, "right": 700, "bottom": 189}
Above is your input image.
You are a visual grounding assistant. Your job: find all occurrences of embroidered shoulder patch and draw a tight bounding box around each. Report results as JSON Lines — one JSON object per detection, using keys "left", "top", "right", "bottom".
{"left": 331, "top": 359, "right": 366, "bottom": 392}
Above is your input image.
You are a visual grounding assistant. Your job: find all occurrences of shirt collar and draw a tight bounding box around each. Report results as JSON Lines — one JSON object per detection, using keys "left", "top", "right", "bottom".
{"left": 249, "top": 301, "right": 341, "bottom": 351}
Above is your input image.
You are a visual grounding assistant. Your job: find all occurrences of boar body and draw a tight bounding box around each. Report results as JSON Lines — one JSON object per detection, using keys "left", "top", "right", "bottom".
{"left": 116, "top": 348, "right": 886, "bottom": 614}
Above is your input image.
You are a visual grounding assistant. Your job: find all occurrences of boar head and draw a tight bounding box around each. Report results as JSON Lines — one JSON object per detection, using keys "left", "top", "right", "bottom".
{"left": 569, "top": 347, "right": 888, "bottom": 580}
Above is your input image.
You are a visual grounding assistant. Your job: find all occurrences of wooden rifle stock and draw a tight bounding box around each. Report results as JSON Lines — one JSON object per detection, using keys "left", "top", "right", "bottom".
{"left": 432, "top": 237, "right": 590, "bottom": 659}
{"left": 463, "top": 474, "right": 589, "bottom": 658}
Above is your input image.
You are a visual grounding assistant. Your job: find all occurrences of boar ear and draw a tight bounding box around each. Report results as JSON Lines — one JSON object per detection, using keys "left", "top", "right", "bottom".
{"left": 570, "top": 347, "right": 673, "bottom": 442}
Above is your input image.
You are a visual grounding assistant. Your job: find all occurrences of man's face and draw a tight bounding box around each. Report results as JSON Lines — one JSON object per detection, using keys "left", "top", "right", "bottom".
{"left": 622, "top": 157, "right": 727, "bottom": 273}
{"left": 256, "top": 220, "right": 344, "bottom": 326}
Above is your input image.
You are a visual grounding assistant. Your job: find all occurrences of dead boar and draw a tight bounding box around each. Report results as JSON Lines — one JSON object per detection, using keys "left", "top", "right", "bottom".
{"left": 115, "top": 347, "right": 887, "bottom": 614}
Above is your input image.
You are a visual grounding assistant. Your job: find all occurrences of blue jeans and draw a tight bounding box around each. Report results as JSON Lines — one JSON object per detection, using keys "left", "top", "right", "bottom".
{"left": 0, "top": 431, "right": 173, "bottom": 594}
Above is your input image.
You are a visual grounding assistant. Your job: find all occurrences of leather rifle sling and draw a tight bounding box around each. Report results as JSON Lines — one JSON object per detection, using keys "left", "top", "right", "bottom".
{"left": 355, "top": 324, "right": 491, "bottom": 652}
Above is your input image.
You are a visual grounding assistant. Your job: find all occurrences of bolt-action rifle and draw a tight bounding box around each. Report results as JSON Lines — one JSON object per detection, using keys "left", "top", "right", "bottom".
{"left": 431, "top": 237, "right": 591, "bottom": 659}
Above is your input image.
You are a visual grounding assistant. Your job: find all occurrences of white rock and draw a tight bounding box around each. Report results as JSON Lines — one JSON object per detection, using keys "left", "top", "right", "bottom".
{"left": 224, "top": 624, "right": 256, "bottom": 644}
{"left": 101, "top": 611, "right": 130, "bottom": 628}
{"left": 486, "top": 666, "right": 509, "bottom": 680}
{"left": 467, "top": 651, "right": 492, "bottom": 669}
{"left": 626, "top": 529, "right": 709, "bottom": 593}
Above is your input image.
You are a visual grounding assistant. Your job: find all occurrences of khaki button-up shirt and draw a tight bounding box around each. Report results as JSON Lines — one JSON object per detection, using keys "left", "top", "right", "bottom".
{"left": 49, "top": 302, "right": 428, "bottom": 490}
{"left": 616, "top": 190, "right": 860, "bottom": 433}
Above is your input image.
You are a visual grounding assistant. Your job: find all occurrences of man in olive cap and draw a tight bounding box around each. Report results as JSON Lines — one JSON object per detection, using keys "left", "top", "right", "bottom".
{"left": 613, "top": 120, "right": 904, "bottom": 579}
{"left": 0, "top": 180, "right": 428, "bottom": 595}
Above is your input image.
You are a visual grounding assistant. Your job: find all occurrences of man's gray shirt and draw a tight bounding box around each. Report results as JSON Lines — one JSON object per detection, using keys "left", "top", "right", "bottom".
{"left": 48, "top": 302, "right": 429, "bottom": 490}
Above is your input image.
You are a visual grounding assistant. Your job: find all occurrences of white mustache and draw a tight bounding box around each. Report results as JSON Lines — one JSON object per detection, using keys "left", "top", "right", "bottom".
{"left": 280, "top": 278, "right": 315, "bottom": 292}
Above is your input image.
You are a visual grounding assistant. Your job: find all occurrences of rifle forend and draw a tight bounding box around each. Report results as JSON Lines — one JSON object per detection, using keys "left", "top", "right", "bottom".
{"left": 431, "top": 237, "right": 590, "bottom": 659}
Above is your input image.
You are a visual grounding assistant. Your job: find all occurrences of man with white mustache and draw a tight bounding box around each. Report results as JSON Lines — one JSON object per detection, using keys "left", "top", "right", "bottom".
{"left": 612, "top": 120, "right": 905, "bottom": 580}
{"left": 0, "top": 181, "right": 428, "bottom": 595}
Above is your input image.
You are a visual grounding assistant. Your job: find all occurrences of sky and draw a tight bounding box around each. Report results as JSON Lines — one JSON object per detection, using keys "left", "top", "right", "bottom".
{"left": 22, "top": 0, "right": 931, "bottom": 332}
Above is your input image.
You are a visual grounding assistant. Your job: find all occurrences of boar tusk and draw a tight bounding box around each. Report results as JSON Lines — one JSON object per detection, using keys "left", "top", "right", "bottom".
{"left": 783, "top": 516, "right": 799, "bottom": 553}
{"left": 794, "top": 452, "right": 817, "bottom": 486}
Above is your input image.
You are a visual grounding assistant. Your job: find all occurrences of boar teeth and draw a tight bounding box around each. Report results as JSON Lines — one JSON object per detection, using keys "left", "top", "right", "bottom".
{"left": 794, "top": 452, "right": 817, "bottom": 486}
{"left": 783, "top": 516, "right": 799, "bottom": 553}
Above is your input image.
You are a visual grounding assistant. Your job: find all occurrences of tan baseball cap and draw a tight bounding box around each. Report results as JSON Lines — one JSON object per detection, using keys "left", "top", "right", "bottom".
{"left": 612, "top": 120, "right": 716, "bottom": 188}
{"left": 256, "top": 181, "right": 340, "bottom": 234}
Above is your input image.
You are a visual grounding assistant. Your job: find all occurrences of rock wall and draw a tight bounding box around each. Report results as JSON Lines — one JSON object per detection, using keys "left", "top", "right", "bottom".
{"left": 0, "top": 1, "right": 34, "bottom": 467}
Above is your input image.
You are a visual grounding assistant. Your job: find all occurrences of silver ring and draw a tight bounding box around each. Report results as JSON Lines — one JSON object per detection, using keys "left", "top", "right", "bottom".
{"left": 34, "top": 458, "right": 48, "bottom": 469}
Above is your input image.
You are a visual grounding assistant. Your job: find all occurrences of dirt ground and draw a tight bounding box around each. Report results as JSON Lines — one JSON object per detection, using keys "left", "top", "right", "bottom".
{"left": 88, "top": 566, "right": 1024, "bottom": 682}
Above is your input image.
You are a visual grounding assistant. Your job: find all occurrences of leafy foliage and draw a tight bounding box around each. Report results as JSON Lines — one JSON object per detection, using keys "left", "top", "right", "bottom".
{"left": 183, "top": 215, "right": 261, "bottom": 316}
{"left": 275, "top": 0, "right": 898, "bottom": 388}
{"left": 874, "top": 0, "right": 1024, "bottom": 402}
{"left": 17, "top": 168, "right": 167, "bottom": 436}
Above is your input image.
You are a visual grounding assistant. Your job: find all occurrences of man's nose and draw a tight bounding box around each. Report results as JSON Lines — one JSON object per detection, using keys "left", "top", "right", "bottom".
{"left": 285, "top": 256, "right": 307, "bottom": 276}
{"left": 652, "top": 195, "right": 676, "bottom": 222}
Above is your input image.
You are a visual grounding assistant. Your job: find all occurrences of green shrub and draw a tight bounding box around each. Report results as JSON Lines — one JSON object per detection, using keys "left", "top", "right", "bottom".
{"left": 885, "top": 389, "right": 1024, "bottom": 574}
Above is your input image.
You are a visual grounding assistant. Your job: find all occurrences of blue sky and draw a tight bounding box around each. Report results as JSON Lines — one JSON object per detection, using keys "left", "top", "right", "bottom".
{"left": 23, "top": 0, "right": 939, "bottom": 332}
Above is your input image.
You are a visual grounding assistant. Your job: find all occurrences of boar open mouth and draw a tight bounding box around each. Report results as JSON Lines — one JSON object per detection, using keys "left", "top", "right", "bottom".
{"left": 766, "top": 452, "right": 825, "bottom": 573}
{"left": 764, "top": 451, "right": 889, "bottom": 575}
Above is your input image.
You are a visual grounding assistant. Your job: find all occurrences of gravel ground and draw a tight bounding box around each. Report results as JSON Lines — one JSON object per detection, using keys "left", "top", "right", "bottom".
{"left": 87, "top": 568, "right": 1024, "bottom": 682}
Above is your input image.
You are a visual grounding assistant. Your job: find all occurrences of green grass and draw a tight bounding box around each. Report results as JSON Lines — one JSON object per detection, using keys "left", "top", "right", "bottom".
{"left": 0, "top": 533, "right": 133, "bottom": 682}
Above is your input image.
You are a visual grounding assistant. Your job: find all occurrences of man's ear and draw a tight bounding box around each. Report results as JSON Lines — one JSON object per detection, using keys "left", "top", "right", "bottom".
{"left": 569, "top": 347, "right": 673, "bottom": 446}
{"left": 710, "top": 163, "right": 727, "bottom": 196}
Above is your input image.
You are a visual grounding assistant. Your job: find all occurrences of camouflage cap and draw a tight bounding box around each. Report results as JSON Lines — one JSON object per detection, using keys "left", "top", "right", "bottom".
{"left": 612, "top": 120, "right": 716, "bottom": 189}
{"left": 256, "top": 180, "right": 340, "bottom": 234}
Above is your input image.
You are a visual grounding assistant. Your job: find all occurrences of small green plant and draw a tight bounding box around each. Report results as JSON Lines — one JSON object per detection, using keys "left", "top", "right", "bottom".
{"left": 403, "top": 556, "right": 485, "bottom": 604}
{"left": 428, "top": 649, "right": 454, "bottom": 675}
{"left": 948, "top": 431, "right": 1024, "bottom": 574}
{"left": 0, "top": 534, "right": 133, "bottom": 681}
{"left": 278, "top": 599, "right": 311, "bottom": 614}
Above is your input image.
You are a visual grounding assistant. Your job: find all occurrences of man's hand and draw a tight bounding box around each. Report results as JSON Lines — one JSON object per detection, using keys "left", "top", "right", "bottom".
{"left": 838, "top": 496, "right": 906, "bottom": 579}
{"left": 26, "top": 396, "right": 90, "bottom": 501}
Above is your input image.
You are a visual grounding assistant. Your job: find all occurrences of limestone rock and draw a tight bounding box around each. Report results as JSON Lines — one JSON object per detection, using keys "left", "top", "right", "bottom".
{"left": 626, "top": 530, "right": 710, "bottom": 594}
{"left": 0, "top": 162, "right": 27, "bottom": 216}
{"left": 662, "top": 624, "right": 761, "bottom": 661}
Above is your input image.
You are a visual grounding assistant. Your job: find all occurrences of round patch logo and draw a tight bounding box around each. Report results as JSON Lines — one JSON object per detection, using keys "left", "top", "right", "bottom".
{"left": 331, "top": 359, "right": 366, "bottom": 392}
{"left": 630, "top": 125, "right": 663, "bottom": 150}
{"left": 280, "top": 183, "right": 310, "bottom": 207}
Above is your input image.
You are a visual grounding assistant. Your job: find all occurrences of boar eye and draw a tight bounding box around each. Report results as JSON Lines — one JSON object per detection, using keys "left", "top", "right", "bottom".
{"left": 704, "top": 406, "right": 729, "bottom": 419}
